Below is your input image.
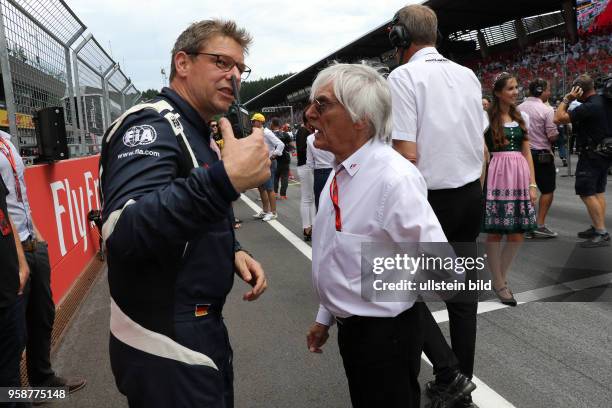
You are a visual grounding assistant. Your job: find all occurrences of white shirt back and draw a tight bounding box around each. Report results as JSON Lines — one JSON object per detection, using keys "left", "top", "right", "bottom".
{"left": 306, "top": 133, "right": 334, "bottom": 170}
{"left": 389, "top": 47, "right": 486, "bottom": 189}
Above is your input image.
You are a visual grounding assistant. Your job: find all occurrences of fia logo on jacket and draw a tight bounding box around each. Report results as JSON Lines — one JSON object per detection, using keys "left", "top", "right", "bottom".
{"left": 123, "top": 125, "right": 157, "bottom": 147}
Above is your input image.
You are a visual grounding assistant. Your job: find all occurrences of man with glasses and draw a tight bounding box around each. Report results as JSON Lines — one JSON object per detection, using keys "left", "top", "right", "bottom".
{"left": 304, "top": 62, "right": 448, "bottom": 408}
{"left": 100, "top": 19, "right": 269, "bottom": 407}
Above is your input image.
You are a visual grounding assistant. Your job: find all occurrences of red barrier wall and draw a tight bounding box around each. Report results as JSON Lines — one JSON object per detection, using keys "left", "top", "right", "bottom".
{"left": 24, "top": 156, "right": 101, "bottom": 304}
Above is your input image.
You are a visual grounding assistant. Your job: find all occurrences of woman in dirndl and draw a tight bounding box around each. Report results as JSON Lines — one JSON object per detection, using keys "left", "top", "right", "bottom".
{"left": 483, "top": 72, "right": 537, "bottom": 306}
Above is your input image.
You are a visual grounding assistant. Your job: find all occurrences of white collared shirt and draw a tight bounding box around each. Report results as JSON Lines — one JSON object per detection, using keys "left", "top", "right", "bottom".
{"left": 312, "top": 139, "right": 447, "bottom": 326}
{"left": 306, "top": 133, "right": 334, "bottom": 170}
{"left": 389, "top": 47, "right": 486, "bottom": 189}
{"left": 263, "top": 127, "right": 285, "bottom": 158}
{"left": 0, "top": 130, "right": 34, "bottom": 241}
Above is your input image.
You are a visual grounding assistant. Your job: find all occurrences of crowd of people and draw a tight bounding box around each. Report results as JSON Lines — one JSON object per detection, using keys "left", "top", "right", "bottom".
{"left": 1, "top": 5, "right": 611, "bottom": 408}
{"left": 468, "top": 26, "right": 612, "bottom": 102}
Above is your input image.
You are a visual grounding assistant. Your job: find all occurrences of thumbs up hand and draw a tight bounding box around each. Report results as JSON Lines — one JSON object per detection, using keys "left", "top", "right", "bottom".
{"left": 219, "top": 118, "right": 270, "bottom": 192}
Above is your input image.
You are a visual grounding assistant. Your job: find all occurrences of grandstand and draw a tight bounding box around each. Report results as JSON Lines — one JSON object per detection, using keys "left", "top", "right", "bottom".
{"left": 246, "top": 0, "right": 610, "bottom": 118}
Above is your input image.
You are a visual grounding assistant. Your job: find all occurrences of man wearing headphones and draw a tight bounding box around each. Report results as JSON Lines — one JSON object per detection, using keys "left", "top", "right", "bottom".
{"left": 388, "top": 5, "right": 485, "bottom": 407}
{"left": 518, "top": 79, "right": 559, "bottom": 238}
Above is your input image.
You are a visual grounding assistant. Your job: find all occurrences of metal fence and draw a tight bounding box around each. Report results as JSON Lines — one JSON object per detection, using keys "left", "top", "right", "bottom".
{"left": 0, "top": 0, "right": 141, "bottom": 162}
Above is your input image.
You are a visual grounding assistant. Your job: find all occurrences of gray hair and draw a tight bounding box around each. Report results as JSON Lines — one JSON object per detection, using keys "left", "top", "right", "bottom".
{"left": 310, "top": 62, "right": 392, "bottom": 143}
{"left": 397, "top": 4, "right": 438, "bottom": 46}
{"left": 170, "top": 19, "right": 252, "bottom": 81}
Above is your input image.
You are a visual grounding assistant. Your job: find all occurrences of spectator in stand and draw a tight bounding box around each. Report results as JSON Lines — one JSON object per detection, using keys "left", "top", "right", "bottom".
{"left": 306, "top": 131, "right": 334, "bottom": 211}
{"left": 251, "top": 113, "right": 285, "bottom": 222}
{"left": 0, "top": 130, "right": 86, "bottom": 395}
{"left": 483, "top": 72, "right": 537, "bottom": 305}
{"left": 518, "top": 78, "right": 559, "bottom": 238}
{"left": 295, "top": 113, "right": 315, "bottom": 241}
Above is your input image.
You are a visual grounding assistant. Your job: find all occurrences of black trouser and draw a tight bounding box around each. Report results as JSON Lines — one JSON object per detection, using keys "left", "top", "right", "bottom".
{"left": 313, "top": 168, "right": 332, "bottom": 211}
{"left": 274, "top": 163, "right": 289, "bottom": 196}
{"left": 24, "top": 242, "right": 56, "bottom": 385}
{"left": 110, "top": 312, "right": 233, "bottom": 408}
{"left": 423, "top": 180, "right": 483, "bottom": 381}
{"left": 0, "top": 296, "right": 27, "bottom": 408}
{"left": 337, "top": 303, "right": 424, "bottom": 408}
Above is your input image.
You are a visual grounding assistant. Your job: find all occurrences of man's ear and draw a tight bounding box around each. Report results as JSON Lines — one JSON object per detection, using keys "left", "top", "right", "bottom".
{"left": 174, "top": 51, "right": 191, "bottom": 79}
{"left": 353, "top": 118, "right": 370, "bottom": 132}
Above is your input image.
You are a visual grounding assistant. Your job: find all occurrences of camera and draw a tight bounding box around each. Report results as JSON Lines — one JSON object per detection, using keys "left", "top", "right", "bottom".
{"left": 226, "top": 75, "right": 252, "bottom": 138}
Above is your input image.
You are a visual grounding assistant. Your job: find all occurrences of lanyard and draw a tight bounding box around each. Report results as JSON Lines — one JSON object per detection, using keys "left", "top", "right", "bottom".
{"left": 329, "top": 167, "right": 344, "bottom": 232}
{"left": 0, "top": 137, "right": 23, "bottom": 203}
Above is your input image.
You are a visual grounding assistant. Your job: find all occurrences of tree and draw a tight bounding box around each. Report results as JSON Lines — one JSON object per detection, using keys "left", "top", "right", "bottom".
{"left": 141, "top": 88, "right": 160, "bottom": 101}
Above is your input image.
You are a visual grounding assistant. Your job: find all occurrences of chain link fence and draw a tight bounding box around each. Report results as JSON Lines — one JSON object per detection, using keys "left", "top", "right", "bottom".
{"left": 0, "top": 0, "right": 140, "bottom": 163}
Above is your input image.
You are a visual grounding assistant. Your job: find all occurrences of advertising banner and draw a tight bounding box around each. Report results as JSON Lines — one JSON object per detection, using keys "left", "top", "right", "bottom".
{"left": 24, "top": 155, "right": 101, "bottom": 303}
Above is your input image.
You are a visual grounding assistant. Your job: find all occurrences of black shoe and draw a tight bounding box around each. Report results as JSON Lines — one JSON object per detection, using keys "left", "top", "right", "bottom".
{"left": 32, "top": 376, "right": 86, "bottom": 405}
{"left": 39, "top": 375, "right": 87, "bottom": 394}
{"left": 425, "top": 379, "right": 447, "bottom": 398}
{"left": 580, "top": 232, "right": 611, "bottom": 248}
{"left": 303, "top": 228, "right": 312, "bottom": 242}
{"left": 494, "top": 286, "right": 517, "bottom": 307}
{"left": 428, "top": 373, "right": 476, "bottom": 408}
{"left": 455, "top": 395, "right": 475, "bottom": 408}
{"left": 577, "top": 226, "right": 597, "bottom": 239}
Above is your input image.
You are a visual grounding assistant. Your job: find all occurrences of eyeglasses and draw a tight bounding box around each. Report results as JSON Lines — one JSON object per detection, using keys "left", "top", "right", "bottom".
{"left": 189, "top": 52, "right": 251, "bottom": 80}
{"left": 210, "top": 123, "right": 218, "bottom": 127}
{"left": 310, "top": 96, "right": 338, "bottom": 114}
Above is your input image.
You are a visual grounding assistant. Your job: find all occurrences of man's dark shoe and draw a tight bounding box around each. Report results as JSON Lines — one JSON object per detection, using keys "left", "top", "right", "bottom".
{"left": 32, "top": 376, "right": 86, "bottom": 405}
{"left": 580, "top": 232, "right": 611, "bottom": 248}
{"left": 455, "top": 394, "right": 475, "bottom": 408}
{"left": 577, "top": 226, "right": 597, "bottom": 239}
{"left": 425, "top": 379, "right": 446, "bottom": 398}
{"left": 427, "top": 373, "right": 476, "bottom": 408}
{"left": 39, "top": 375, "right": 87, "bottom": 394}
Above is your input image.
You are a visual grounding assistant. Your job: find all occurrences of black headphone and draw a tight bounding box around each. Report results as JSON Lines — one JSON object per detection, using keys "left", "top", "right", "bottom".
{"left": 529, "top": 78, "right": 547, "bottom": 97}
{"left": 389, "top": 12, "right": 412, "bottom": 49}
{"left": 389, "top": 12, "right": 443, "bottom": 50}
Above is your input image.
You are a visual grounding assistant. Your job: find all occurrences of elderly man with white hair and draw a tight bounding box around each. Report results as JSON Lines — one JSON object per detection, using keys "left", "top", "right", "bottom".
{"left": 304, "top": 62, "right": 448, "bottom": 408}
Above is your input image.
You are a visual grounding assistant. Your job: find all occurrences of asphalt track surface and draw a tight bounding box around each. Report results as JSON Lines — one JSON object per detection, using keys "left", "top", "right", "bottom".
{"left": 49, "top": 158, "right": 611, "bottom": 408}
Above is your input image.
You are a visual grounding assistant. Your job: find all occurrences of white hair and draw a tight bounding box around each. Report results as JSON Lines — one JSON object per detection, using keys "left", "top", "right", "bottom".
{"left": 310, "top": 62, "right": 392, "bottom": 143}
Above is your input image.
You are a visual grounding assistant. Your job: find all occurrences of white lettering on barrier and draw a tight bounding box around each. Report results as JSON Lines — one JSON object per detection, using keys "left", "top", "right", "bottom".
{"left": 51, "top": 172, "right": 101, "bottom": 256}
{"left": 71, "top": 187, "right": 87, "bottom": 252}
{"left": 50, "top": 181, "right": 68, "bottom": 256}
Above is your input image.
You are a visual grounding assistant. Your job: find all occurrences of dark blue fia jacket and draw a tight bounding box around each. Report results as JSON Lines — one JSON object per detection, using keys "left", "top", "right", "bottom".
{"left": 100, "top": 87, "right": 239, "bottom": 339}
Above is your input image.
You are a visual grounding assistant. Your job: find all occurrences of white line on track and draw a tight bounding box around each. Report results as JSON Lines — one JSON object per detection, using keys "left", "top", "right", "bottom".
{"left": 239, "top": 193, "right": 610, "bottom": 407}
